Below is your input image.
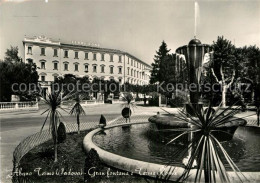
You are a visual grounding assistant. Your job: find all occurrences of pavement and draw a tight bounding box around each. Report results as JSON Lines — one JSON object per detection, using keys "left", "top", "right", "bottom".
{"left": 0, "top": 103, "right": 258, "bottom": 183}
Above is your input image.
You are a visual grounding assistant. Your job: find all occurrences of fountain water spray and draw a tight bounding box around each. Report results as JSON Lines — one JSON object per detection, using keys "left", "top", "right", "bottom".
{"left": 194, "top": 1, "right": 200, "bottom": 38}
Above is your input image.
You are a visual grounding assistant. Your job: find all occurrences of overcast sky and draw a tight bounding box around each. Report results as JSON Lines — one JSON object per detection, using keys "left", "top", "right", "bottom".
{"left": 0, "top": 0, "right": 259, "bottom": 65}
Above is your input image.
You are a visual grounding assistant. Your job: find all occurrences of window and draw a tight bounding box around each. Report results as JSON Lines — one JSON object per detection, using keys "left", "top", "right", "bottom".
{"left": 134, "top": 61, "right": 136, "bottom": 67}
{"left": 64, "top": 63, "right": 68, "bottom": 71}
{"left": 110, "top": 66, "right": 114, "bottom": 74}
{"left": 54, "top": 49, "right": 58, "bottom": 57}
{"left": 75, "top": 51, "right": 78, "bottom": 59}
{"left": 85, "top": 52, "right": 89, "bottom": 59}
{"left": 93, "top": 53, "right": 97, "bottom": 60}
{"left": 41, "top": 48, "right": 45, "bottom": 56}
{"left": 110, "top": 54, "right": 113, "bottom": 62}
{"left": 54, "top": 62, "right": 58, "bottom": 70}
{"left": 64, "top": 50, "right": 68, "bottom": 58}
{"left": 28, "top": 46, "right": 32, "bottom": 54}
{"left": 41, "top": 75, "right": 45, "bottom": 82}
{"left": 119, "top": 78, "right": 122, "bottom": 83}
{"left": 100, "top": 65, "right": 105, "bottom": 73}
{"left": 134, "top": 70, "right": 136, "bottom": 77}
{"left": 131, "top": 69, "right": 133, "bottom": 76}
{"left": 119, "top": 55, "right": 122, "bottom": 62}
{"left": 84, "top": 65, "right": 89, "bottom": 72}
{"left": 41, "top": 62, "right": 45, "bottom": 69}
{"left": 74, "top": 64, "right": 79, "bottom": 71}
{"left": 128, "top": 57, "right": 129, "bottom": 64}
{"left": 137, "top": 62, "right": 138, "bottom": 68}
{"left": 127, "top": 67, "right": 130, "bottom": 75}
{"left": 101, "top": 53, "right": 105, "bottom": 61}
{"left": 118, "top": 67, "right": 122, "bottom": 74}
{"left": 131, "top": 59, "right": 133, "bottom": 66}
{"left": 93, "top": 65, "right": 97, "bottom": 72}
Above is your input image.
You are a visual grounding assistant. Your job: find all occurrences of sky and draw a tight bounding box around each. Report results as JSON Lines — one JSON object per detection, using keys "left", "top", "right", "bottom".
{"left": 0, "top": 0, "right": 260, "bottom": 65}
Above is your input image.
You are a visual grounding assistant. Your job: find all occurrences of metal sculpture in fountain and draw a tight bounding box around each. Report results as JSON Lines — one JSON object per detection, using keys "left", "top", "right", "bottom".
{"left": 176, "top": 37, "right": 212, "bottom": 115}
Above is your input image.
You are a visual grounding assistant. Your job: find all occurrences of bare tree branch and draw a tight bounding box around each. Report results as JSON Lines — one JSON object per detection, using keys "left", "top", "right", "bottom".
{"left": 211, "top": 68, "right": 219, "bottom": 83}
{"left": 220, "top": 64, "right": 225, "bottom": 83}
{"left": 228, "top": 69, "right": 236, "bottom": 87}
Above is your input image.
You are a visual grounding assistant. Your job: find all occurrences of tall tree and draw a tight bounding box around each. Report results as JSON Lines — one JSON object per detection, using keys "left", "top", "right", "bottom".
{"left": 150, "top": 41, "right": 171, "bottom": 84}
{"left": 211, "top": 36, "right": 237, "bottom": 107}
{"left": 0, "top": 46, "right": 38, "bottom": 101}
{"left": 4, "top": 46, "right": 22, "bottom": 62}
{"left": 241, "top": 45, "right": 260, "bottom": 89}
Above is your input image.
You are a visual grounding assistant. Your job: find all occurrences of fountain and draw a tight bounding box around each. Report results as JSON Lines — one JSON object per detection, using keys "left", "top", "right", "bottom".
{"left": 149, "top": 35, "right": 247, "bottom": 141}
{"left": 83, "top": 1, "right": 259, "bottom": 182}
{"left": 149, "top": 1, "right": 246, "bottom": 139}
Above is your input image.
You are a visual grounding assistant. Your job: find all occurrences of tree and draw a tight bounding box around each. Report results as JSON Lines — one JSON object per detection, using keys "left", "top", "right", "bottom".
{"left": 241, "top": 45, "right": 260, "bottom": 125}
{"left": 54, "top": 74, "right": 91, "bottom": 97}
{"left": 4, "top": 46, "right": 22, "bottom": 62}
{"left": 150, "top": 41, "right": 171, "bottom": 84}
{"left": 241, "top": 45, "right": 260, "bottom": 101}
{"left": 211, "top": 36, "right": 237, "bottom": 107}
{"left": 41, "top": 90, "right": 67, "bottom": 162}
{"left": 0, "top": 47, "right": 38, "bottom": 101}
{"left": 69, "top": 92, "right": 86, "bottom": 134}
{"left": 157, "top": 54, "right": 176, "bottom": 98}
{"left": 160, "top": 54, "right": 176, "bottom": 84}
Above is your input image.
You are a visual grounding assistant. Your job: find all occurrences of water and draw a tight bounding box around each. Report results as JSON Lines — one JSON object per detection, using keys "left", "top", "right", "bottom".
{"left": 194, "top": 1, "right": 199, "bottom": 37}
{"left": 93, "top": 123, "right": 260, "bottom": 172}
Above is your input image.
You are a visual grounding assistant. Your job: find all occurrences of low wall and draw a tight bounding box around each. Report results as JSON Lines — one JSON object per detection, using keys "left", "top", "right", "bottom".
{"left": 83, "top": 122, "right": 260, "bottom": 182}
{"left": 0, "top": 101, "right": 38, "bottom": 112}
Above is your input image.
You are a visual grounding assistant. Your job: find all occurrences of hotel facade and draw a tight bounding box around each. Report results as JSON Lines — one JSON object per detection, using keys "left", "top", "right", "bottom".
{"left": 23, "top": 36, "right": 151, "bottom": 91}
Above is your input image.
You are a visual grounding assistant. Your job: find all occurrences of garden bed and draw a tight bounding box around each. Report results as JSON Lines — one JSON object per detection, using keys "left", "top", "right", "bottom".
{"left": 16, "top": 129, "right": 154, "bottom": 183}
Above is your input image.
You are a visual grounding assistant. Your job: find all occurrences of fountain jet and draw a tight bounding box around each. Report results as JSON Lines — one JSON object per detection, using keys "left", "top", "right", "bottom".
{"left": 194, "top": 1, "right": 200, "bottom": 38}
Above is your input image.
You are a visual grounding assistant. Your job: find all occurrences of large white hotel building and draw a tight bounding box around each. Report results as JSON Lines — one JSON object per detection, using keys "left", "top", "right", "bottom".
{"left": 23, "top": 36, "right": 151, "bottom": 89}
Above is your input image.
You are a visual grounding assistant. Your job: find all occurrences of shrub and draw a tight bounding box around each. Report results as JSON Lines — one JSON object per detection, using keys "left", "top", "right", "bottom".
{"left": 148, "top": 97, "right": 159, "bottom": 106}
{"left": 57, "top": 122, "right": 66, "bottom": 143}
{"left": 168, "top": 97, "right": 186, "bottom": 107}
{"left": 84, "top": 148, "right": 102, "bottom": 181}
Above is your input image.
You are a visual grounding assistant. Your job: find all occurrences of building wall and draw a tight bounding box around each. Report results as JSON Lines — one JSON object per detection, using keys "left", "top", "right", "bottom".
{"left": 24, "top": 36, "right": 151, "bottom": 86}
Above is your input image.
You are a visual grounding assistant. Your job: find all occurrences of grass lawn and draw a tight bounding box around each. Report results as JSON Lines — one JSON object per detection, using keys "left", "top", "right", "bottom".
{"left": 16, "top": 129, "right": 156, "bottom": 183}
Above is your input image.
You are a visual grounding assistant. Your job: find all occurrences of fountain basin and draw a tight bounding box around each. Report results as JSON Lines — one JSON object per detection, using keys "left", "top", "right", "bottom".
{"left": 149, "top": 114, "right": 247, "bottom": 141}
{"left": 83, "top": 122, "right": 260, "bottom": 182}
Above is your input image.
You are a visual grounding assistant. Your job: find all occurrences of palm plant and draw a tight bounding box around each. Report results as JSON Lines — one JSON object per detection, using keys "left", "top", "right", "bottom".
{"left": 41, "top": 90, "right": 67, "bottom": 162}
{"left": 69, "top": 92, "right": 86, "bottom": 134}
{"left": 162, "top": 102, "right": 247, "bottom": 183}
{"left": 122, "top": 93, "right": 136, "bottom": 123}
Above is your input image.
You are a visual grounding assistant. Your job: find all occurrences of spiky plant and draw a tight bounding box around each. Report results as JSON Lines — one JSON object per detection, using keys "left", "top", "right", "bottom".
{"left": 69, "top": 92, "right": 86, "bottom": 134}
{"left": 41, "top": 90, "right": 68, "bottom": 162}
{"left": 122, "top": 93, "right": 136, "bottom": 122}
{"left": 162, "top": 102, "right": 248, "bottom": 183}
